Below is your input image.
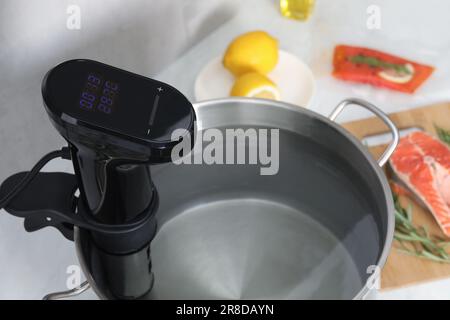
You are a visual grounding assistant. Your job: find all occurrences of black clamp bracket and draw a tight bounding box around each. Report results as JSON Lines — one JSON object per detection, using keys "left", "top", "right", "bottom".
{"left": 0, "top": 171, "right": 157, "bottom": 249}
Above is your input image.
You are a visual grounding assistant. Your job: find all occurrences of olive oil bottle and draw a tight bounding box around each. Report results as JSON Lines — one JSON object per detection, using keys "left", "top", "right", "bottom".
{"left": 280, "top": 0, "right": 315, "bottom": 21}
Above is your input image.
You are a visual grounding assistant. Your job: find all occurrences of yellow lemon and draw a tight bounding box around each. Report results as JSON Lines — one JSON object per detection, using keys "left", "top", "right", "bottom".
{"left": 223, "top": 31, "right": 279, "bottom": 76}
{"left": 230, "top": 72, "right": 280, "bottom": 100}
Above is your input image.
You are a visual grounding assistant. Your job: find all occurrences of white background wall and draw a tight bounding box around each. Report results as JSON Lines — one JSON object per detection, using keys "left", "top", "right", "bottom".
{"left": 0, "top": 0, "right": 238, "bottom": 299}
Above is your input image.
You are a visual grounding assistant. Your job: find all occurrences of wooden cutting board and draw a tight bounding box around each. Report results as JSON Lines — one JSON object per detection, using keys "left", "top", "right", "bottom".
{"left": 341, "top": 102, "right": 450, "bottom": 291}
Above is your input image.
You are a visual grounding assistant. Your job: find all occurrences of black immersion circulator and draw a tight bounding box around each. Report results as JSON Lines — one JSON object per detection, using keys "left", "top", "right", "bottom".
{"left": 41, "top": 60, "right": 196, "bottom": 299}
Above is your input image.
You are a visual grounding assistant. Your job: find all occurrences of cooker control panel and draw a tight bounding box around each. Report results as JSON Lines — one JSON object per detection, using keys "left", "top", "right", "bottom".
{"left": 42, "top": 59, "right": 195, "bottom": 144}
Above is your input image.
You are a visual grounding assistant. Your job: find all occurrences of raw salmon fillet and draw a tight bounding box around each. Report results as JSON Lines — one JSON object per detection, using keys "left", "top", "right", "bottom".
{"left": 389, "top": 131, "right": 450, "bottom": 236}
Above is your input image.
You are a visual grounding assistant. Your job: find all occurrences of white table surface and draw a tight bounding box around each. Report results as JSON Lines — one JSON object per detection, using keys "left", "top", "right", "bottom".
{"left": 156, "top": 0, "right": 450, "bottom": 300}
{"left": 2, "top": 0, "right": 450, "bottom": 299}
{"left": 157, "top": 0, "right": 450, "bottom": 123}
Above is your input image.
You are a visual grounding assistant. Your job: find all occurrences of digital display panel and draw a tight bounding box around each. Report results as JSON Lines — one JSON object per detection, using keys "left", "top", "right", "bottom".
{"left": 43, "top": 59, "right": 194, "bottom": 143}
{"left": 79, "top": 73, "right": 119, "bottom": 114}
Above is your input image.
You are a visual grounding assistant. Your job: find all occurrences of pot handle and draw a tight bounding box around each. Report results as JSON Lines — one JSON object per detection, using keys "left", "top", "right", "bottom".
{"left": 42, "top": 281, "right": 90, "bottom": 300}
{"left": 329, "top": 98, "right": 399, "bottom": 167}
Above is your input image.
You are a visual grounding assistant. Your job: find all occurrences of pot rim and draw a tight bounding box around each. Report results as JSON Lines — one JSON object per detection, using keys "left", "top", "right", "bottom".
{"left": 76, "top": 97, "right": 395, "bottom": 300}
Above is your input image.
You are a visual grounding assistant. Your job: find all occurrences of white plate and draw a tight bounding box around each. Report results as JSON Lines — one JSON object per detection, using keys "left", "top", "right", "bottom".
{"left": 194, "top": 50, "right": 316, "bottom": 107}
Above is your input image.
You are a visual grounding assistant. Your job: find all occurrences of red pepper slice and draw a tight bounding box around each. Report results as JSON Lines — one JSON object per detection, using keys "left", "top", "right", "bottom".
{"left": 333, "top": 45, "right": 434, "bottom": 94}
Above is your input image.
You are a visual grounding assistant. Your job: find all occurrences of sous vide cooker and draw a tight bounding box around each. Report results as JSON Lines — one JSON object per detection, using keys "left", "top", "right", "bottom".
{"left": 0, "top": 59, "right": 398, "bottom": 299}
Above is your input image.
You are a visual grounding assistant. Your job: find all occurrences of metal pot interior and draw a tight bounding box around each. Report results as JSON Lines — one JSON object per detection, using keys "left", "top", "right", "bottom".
{"left": 77, "top": 98, "right": 392, "bottom": 300}
{"left": 146, "top": 99, "right": 391, "bottom": 299}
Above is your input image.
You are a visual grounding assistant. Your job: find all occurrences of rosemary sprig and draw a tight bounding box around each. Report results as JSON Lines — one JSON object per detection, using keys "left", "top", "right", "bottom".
{"left": 435, "top": 125, "right": 450, "bottom": 146}
{"left": 348, "top": 55, "right": 411, "bottom": 74}
{"left": 393, "top": 194, "right": 450, "bottom": 263}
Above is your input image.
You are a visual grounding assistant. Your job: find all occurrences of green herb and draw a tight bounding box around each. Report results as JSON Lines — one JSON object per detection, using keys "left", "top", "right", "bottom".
{"left": 349, "top": 55, "right": 412, "bottom": 75}
{"left": 435, "top": 125, "right": 450, "bottom": 146}
{"left": 393, "top": 193, "right": 450, "bottom": 263}
{"left": 393, "top": 126, "right": 450, "bottom": 261}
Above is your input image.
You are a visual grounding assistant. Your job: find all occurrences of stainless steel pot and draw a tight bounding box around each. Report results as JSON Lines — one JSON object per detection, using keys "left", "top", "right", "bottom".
{"left": 74, "top": 97, "right": 398, "bottom": 300}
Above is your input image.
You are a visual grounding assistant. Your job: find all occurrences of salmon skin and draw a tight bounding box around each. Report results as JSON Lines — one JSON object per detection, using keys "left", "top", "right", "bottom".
{"left": 389, "top": 131, "right": 450, "bottom": 236}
